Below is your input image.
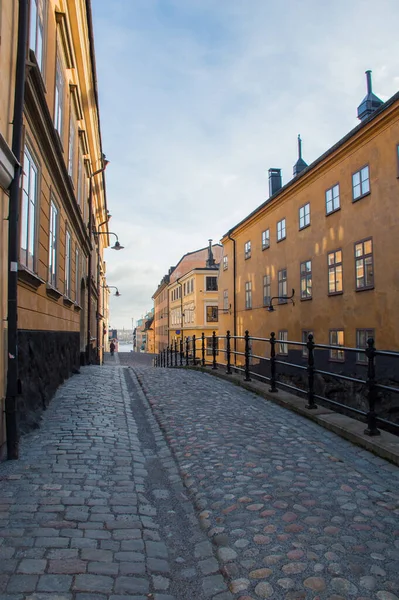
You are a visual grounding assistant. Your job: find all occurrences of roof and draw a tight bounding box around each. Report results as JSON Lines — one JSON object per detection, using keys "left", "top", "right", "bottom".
{"left": 223, "top": 89, "right": 399, "bottom": 239}
{"left": 169, "top": 244, "right": 223, "bottom": 283}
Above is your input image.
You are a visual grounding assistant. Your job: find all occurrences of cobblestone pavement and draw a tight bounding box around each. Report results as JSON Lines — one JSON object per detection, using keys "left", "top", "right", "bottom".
{"left": 120, "top": 356, "right": 399, "bottom": 600}
{"left": 0, "top": 358, "right": 232, "bottom": 600}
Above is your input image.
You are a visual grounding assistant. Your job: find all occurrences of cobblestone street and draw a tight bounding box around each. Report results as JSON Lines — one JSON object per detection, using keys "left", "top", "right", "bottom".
{"left": 0, "top": 354, "right": 399, "bottom": 600}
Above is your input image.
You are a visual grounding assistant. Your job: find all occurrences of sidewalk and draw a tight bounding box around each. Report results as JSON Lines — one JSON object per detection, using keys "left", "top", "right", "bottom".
{"left": 0, "top": 361, "right": 231, "bottom": 600}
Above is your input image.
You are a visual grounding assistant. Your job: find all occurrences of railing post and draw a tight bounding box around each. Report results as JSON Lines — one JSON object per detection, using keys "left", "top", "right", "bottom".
{"left": 185, "top": 337, "right": 189, "bottom": 366}
{"left": 226, "top": 330, "right": 232, "bottom": 374}
{"left": 201, "top": 332, "right": 205, "bottom": 366}
{"left": 212, "top": 331, "right": 217, "bottom": 370}
{"left": 244, "top": 330, "right": 251, "bottom": 381}
{"left": 174, "top": 340, "right": 178, "bottom": 367}
{"left": 269, "top": 332, "right": 278, "bottom": 392}
{"left": 162, "top": 349, "right": 165, "bottom": 367}
{"left": 193, "top": 334, "right": 196, "bottom": 365}
{"left": 306, "top": 334, "right": 317, "bottom": 409}
{"left": 180, "top": 339, "right": 183, "bottom": 366}
{"left": 364, "top": 337, "right": 380, "bottom": 436}
{"left": 166, "top": 345, "right": 170, "bottom": 368}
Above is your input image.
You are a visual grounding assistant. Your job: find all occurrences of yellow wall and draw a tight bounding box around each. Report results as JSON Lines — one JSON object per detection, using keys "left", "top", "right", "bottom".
{"left": 219, "top": 99, "right": 399, "bottom": 354}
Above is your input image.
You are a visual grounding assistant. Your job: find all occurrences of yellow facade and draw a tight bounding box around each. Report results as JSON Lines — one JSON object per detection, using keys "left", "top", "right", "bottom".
{"left": 218, "top": 89, "right": 399, "bottom": 362}
{"left": 153, "top": 277, "right": 169, "bottom": 353}
{"left": 1, "top": 0, "right": 109, "bottom": 457}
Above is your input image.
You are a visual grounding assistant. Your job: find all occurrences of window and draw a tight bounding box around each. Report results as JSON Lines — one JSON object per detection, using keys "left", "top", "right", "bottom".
{"left": 48, "top": 200, "right": 58, "bottom": 287}
{"left": 300, "top": 260, "right": 312, "bottom": 299}
{"left": 263, "top": 274, "right": 271, "bottom": 306}
{"left": 299, "top": 203, "right": 310, "bottom": 229}
{"left": 190, "top": 278, "right": 194, "bottom": 293}
{"left": 183, "top": 282, "right": 186, "bottom": 296}
{"left": 223, "top": 290, "right": 229, "bottom": 310}
{"left": 206, "top": 337, "right": 219, "bottom": 356}
{"left": 245, "top": 281, "right": 252, "bottom": 309}
{"left": 29, "top": 0, "right": 46, "bottom": 74}
{"left": 206, "top": 306, "right": 218, "bottom": 322}
{"left": 262, "top": 229, "right": 270, "bottom": 250}
{"left": 352, "top": 166, "right": 370, "bottom": 200}
{"left": 330, "top": 329, "right": 344, "bottom": 361}
{"left": 355, "top": 239, "right": 374, "bottom": 290}
{"left": 20, "top": 147, "right": 38, "bottom": 271}
{"left": 328, "top": 250, "right": 343, "bottom": 294}
{"left": 302, "top": 330, "right": 313, "bottom": 357}
{"left": 54, "top": 54, "right": 64, "bottom": 136}
{"left": 68, "top": 108, "right": 76, "bottom": 178}
{"left": 278, "top": 331, "right": 288, "bottom": 355}
{"left": 277, "top": 218, "right": 286, "bottom": 241}
{"left": 75, "top": 246, "right": 80, "bottom": 304}
{"left": 326, "top": 184, "right": 340, "bottom": 214}
{"left": 244, "top": 241, "right": 251, "bottom": 259}
{"left": 77, "top": 147, "right": 83, "bottom": 209}
{"left": 206, "top": 276, "right": 218, "bottom": 291}
{"left": 356, "top": 329, "right": 375, "bottom": 363}
{"left": 65, "top": 230, "right": 71, "bottom": 297}
{"left": 223, "top": 255, "right": 228, "bottom": 270}
{"left": 278, "top": 269, "right": 287, "bottom": 303}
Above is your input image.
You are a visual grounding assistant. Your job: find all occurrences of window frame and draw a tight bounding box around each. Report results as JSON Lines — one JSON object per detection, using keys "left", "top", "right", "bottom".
{"left": 223, "top": 289, "right": 229, "bottom": 310}
{"left": 262, "top": 228, "right": 270, "bottom": 250}
{"left": 299, "top": 203, "right": 310, "bottom": 230}
{"left": 20, "top": 146, "right": 39, "bottom": 273}
{"left": 278, "top": 268, "right": 287, "bottom": 303}
{"left": 354, "top": 237, "right": 374, "bottom": 291}
{"left": 263, "top": 274, "right": 271, "bottom": 307}
{"left": 223, "top": 255, "right": 228, "bottom": 270}
{"left": 356, "top": 328, "right": 375, "bottom": 364}
{"left": 245, "top": 281, "right": 252, "bottom": 310}
{"left": 75, "top": 245, "right": 80, "bottom": 305}
{"left": 206, "top": 306, "right": 218, "bottom": 323}
{"left": 277, "top": 330, "right": 288, "bottom": 355}
{"left": 54, "top": 51, "right": 65, "bottom": 138}
{"left": 300, "top": 260, "right": 312, "bottom": 300}
{"left": 329, "top": 329, "right": 345, "bottom": 362}
{"left": 29, "top": 0, "right": 47, "bottom": 75}
{"left": 352, "top": 165, "right": 370, "bottom": 202}
{"left": 64, "top": 229, "right": 72, "bottom": 298}
{"left": 325, "top": 183, "right": 340, "bottom": 215}
{"left": 277, "top": 218, "right": 286, "bottom": 242}
{"left": 327, "top": 249, "right": 343, "bottom": 296}
{"left": 206, "top": 276, "right": 218, "bottom": 292}
{"left": 48, "top": 198, "right": 59, "bottom": 288}
{"left": 244, "top": 240, "right": 251, "bottom": 260}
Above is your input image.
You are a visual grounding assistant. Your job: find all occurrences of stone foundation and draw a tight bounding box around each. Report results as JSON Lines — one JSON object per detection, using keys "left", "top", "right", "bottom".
{"left": 17, "top": 330, "right": 80, "bottom": 434}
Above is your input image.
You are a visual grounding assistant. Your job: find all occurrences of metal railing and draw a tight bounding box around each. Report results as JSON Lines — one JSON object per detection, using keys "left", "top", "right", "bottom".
{"left": 154, "top": 331, "right": 399, "bottom": 437}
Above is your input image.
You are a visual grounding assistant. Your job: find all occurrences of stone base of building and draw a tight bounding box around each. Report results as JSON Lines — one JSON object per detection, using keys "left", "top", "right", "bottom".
{"left": 17, "top": 330, "right": 80, "bottom": 434}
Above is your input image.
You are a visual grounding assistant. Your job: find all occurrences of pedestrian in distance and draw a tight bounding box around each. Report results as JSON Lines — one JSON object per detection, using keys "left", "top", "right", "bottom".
{"left": 110, "top": 341, "right": 116, "bottom": 356}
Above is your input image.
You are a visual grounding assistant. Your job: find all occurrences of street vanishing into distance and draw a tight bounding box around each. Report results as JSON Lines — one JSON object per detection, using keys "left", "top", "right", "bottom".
{"left": 0, "top": 352, "right": 398, "bottom": 600}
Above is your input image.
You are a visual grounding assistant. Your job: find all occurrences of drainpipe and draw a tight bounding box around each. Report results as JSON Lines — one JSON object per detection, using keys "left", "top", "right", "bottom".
{"left": 6, "top": 0, "right": 29, "bottom": 460}
{"left": 227, "top": 232, "right": 237, "bottom": 365}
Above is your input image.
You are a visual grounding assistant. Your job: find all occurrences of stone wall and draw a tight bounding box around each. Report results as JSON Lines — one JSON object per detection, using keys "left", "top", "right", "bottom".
{"left": 17, "top": 330, "right": 80, "bottom": 434}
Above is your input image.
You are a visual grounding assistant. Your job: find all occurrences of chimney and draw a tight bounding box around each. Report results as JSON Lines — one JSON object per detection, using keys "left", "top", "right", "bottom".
{"left": 293, "top": 134, "right": 308, "bottom": 177}
{"left": 357, "top": 70, "right": 383, "bottom": 122}
{"left": 268, "top": 168, "right": 282, "bottom": 197}
{"left": 206, "top": 239, "right": 216, "bottom": 268}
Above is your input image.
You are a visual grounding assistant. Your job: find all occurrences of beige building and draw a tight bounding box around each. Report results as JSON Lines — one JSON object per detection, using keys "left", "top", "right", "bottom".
{"left": 0, "top": 0, "right": 109, "bottom": 458}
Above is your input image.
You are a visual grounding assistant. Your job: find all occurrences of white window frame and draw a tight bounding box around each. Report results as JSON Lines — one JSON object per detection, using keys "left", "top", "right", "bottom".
{"left": 223, "top": 255, "right": 228, "bottom": 270}
{"left": 262, "top": 229, "right": 270, "bottom": 250}
{"left": 20, "top": 147, "right": 39, "bottom": 272}
{"left": 278, "top": 330, "right": 288, "bottom": 355}
{"left": 277, "top": 218, "right": 286, "bottom": 241}
{"left": 54, "top": 53, "right": 64, "bottom": 136}
{"left": 223, "top": 289, "right": 229, "bottom": 310}
{"left": 245, "top": 281, "right": 252, "bottom": 309}
{"left": 48, "top": 199, "right": 58, "bottom": 287}
{"left": 263, "top": 274, "right": 271, "bottom": 306}
{"left": 326, "top": 184, "right": 340, "bottom": 214}
{"left": 244, "top": 241, "right": 251, "bottom": 259}
{"left": 299, "top": 203, "right": 310, "bottom": 229}
{"left": 352, "top": 165, "right": 370, "bottom": 201}
{"left": 68, "top": 106, "right": 76, "bottom": 178}
{"left": 29, "top": 0, "right": 46, "bottom": 74}
{"left": 65, "top": 230, "right": 71, "bottom": 297}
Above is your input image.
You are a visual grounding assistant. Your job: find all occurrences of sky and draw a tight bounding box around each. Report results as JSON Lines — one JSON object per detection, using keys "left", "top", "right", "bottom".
{"left": 91, "top": 0, "right": 399, "bottom": 330}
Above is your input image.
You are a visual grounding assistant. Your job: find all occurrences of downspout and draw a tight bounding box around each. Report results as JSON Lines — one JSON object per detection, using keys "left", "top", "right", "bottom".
{"left": 227, "top": 232, "right": 237, "bottom": 365}
{"left": 86, "top": 177, "right": 93, "bottom": 364}
{"left": 6, "top": 0, "right": 29, "bottom": 460}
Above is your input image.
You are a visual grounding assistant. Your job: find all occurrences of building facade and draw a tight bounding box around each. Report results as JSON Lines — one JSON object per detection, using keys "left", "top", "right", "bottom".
{"left": 152, "top": 274, "right": 170, "bottom": 354}
{"left": 1, "top": 0, "right": 109, "bottom": 456}
{"left": 218, "top": 78, "right": 399, "bottom": 371}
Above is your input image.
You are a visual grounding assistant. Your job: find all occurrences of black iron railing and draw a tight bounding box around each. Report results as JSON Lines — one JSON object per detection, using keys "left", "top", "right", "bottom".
{"left": 154, "top": 331, "right": 399, "bottom": 437}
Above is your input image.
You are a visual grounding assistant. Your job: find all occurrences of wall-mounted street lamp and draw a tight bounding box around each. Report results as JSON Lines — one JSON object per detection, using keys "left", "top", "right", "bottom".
{"left": 94, "top": 231, "right": 124, "bottom": 251}
{"left": 267, "top": 289, "right": 295, "bottom": 312}
{"left": 102, "top": 285, "right": 121, "bottom": 297}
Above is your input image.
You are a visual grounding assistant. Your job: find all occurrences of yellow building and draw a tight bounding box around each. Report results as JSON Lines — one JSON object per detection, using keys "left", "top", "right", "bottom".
{"left": 219, "top": 74, "right": 399, "bottom": 371}
{"left": 1, "top": 0, "right": 109, "bottom": 458}
{"left": 152, "top": 273, "right": 171, "bottom": 354}
{"left": 164, "top": 242, "right": 223, "bottom": 356}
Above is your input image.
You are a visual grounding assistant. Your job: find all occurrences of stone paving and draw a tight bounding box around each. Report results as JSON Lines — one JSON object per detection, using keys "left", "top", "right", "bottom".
{"left": 122, "top": 357, "right": 399, "bottom": 600}
{"left": 0, "top": 357, "right": 232, "bottom": 600}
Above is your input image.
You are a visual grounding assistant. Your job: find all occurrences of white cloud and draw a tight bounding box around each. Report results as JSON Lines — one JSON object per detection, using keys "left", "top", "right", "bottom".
{"left": 92, "top": 0, "right": 399, "bottom": 328}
